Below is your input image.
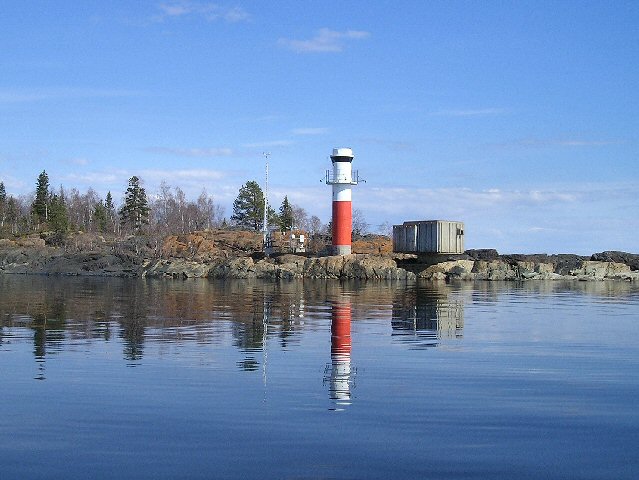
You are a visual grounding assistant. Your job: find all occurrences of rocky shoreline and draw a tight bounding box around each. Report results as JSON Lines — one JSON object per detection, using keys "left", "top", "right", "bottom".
{"left": 0, "top": 234, "right": 637, "bottom": 282}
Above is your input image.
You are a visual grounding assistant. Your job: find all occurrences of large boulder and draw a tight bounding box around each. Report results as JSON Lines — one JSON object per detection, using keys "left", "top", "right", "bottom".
{"left": 418, "top": 260, "right": 475, "bottom": 280}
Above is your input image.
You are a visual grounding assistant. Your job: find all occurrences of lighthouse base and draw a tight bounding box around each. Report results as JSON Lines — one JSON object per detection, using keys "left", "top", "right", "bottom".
{"left": 332, "top": 245, "right": 352, "bottom": 256}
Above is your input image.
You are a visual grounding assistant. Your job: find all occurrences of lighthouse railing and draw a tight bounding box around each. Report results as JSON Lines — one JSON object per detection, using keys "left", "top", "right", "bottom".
{"left": 325, "top": 170, "right": 359, "bottom": 185}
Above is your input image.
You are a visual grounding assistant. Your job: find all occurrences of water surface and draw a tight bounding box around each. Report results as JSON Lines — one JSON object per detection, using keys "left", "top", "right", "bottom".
{"left": 1, "top": 276, "right": 638, "bottom": 479}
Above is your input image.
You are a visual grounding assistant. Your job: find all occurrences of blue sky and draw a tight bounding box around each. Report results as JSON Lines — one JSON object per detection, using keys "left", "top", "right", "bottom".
{"left": 1, "top": 1, "right": 637, "bottom": 254}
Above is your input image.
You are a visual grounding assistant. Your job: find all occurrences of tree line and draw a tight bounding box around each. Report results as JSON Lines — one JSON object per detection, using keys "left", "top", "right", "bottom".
{"left": 0, "top": 172, "right": 372, "bottom": 244}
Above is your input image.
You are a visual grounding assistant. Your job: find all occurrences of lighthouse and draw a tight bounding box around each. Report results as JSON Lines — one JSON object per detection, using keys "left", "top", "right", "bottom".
{"left": 326, "top": 147, "right": 359, "bottom": 255}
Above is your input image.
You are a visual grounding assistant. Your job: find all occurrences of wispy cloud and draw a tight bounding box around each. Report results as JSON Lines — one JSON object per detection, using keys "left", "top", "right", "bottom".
{"left": 141, "top": 168, "right": 226, "bottom": 181}
{"left": 242, "top": 140, "right": 293, "bottom": 148}
{"left": 155, "top": 2, "right": 250, "bottom": 22}
{"left": 357, "top": 137, "right": 414, "bottom": 151}
{"left": 146, "top": 146, "right": 234, "bottom": 157}
{"left": 67, "top": 157, "right": 89, "bottom": 166}
{"left": 291, "top": 127, "right": 328, "bottom": 136}
{"left": 0, "top": 88, "right": 141, "bottom": 103}
{"left": 493, "top": 137, "right": 618, "bottom": 149}
{"left": 361, "top": 187, "right": 578, "bottom": 216}
{"left": 279, "top": 28, "right": 370, "bottom": 53}
{"left": 63, "top": 172, "right": 122, "bottom": 185}
{"left": 432, "top": 108, "right": 507, "bottom": 117}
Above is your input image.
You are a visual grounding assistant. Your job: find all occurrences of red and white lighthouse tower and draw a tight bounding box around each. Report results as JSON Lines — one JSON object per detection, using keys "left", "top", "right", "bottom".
{"left": 326, "top": 147, "right": 359, "bottom": 255}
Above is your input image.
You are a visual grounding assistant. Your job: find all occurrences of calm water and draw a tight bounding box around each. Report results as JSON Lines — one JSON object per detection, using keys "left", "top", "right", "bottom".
{"left": 1, "top": 276, "right": 638, "bottom": 479}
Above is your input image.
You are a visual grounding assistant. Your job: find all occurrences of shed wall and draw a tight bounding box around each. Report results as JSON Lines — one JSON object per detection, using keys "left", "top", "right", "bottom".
{"left": 393, "top": 221, "right": 464, "bottom": 254}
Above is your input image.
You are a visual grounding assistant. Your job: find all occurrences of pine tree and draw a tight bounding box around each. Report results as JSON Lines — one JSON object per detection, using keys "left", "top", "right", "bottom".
{"left": 32, "top": 170, "right": 50, "bottom": 223}
{"left": 119, "top": 176, "right": 150, "bottom": 232}
{"left": 231, "top": 180, "right": 265, "bottom": 231}
{"left": 278, "top": 195, "right": 294, "bottom": 232}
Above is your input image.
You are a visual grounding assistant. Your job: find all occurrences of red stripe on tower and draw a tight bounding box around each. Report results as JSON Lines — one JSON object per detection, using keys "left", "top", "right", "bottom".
{"left": 326, "top": 148, "right": 359, "bottom": 255}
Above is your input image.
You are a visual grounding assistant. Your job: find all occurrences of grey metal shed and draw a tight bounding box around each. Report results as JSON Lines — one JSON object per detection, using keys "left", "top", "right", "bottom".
{"left": 393, "top": 220, "right": 465, "bottom": 254}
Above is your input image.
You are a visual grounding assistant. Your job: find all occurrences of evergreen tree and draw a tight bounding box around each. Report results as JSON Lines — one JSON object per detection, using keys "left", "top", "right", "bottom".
{"left": 48, "top": 192, "right": 69, "bottom": 237}
{"left": 104, "top": 191, "right": 116, "bottom": 233}
{"left": 93, "top": 201, "right": 108, "bottom": 233}
{"left": 119, "top": 176, "right": 150, "bottom": 232}
{"left": 105, "top": 191, "right": 115, "bottom": 211}
{"left": 32, "top": 170, "right": 50, "bottom": 223}
{"left": 0, "top": 181, "right": 6, "bottom": 229}
{"left": 231, "top": 180, "right": 265, "bottom": 231}
{"left": 278, "top": 195, "right": 294, "bottom": 232}
{"left": 6, "top": 197, "right": 19, "bottom": 234}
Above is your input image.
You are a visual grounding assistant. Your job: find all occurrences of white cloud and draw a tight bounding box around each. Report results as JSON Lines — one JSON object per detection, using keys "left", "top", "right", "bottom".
{"left": 155, "top": 2, "right": 250, "bottom": 22}
{"left": 147, "top": 146, "right": 234, "bottom": 157}
{"left": 279, "top": 28, "right": 370, "bottom": 53}
{"left": 291, "top": 127, "right": 328, "bottom": 136}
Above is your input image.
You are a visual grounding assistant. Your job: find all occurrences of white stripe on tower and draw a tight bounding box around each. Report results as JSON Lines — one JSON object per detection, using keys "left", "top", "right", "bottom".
{"left": 329, "top": 148, "right": 355, "bottom": 255}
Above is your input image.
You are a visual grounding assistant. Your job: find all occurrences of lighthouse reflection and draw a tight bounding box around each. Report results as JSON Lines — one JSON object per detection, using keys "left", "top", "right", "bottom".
{"left": 324, "top": 297, "right": 354, "bottom": 410}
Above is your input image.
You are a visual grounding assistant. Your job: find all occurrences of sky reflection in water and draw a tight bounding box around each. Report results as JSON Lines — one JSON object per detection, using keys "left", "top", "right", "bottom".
{"left": 1, "top": 276, "right": 638, "bottom": 479}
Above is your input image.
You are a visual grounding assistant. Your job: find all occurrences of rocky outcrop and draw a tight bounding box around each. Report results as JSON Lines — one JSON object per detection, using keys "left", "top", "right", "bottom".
{"left": 1, "top": 232, "right": 637, "bottom": 281}
{"left": 139, "top": 254, "right": 414, "bottom": 280}
{"left": 0, "top": 246, "right": 140, "bottom": 276}
{"left": 409, "top": 258, "right": 638, "bottom": 282}
{"left": 591, "top": 251, "right": 639, "bottom": 271}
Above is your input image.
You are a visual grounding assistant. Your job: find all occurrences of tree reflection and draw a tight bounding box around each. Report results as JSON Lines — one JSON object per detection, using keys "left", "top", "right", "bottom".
{"left": 118, "top": 281, "right": 149, "bottom": 363}
{"left": 30, "top": 296, "right": 67, "bottom": 380}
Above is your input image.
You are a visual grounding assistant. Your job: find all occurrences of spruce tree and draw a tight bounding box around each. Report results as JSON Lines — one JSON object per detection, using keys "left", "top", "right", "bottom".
{"left": 119, "top": 176, "right": 150, "bottom": 232}
{"left": 231, "top": 180, "right": 265, "bottom": 231}
{"left": 278, "top": 195, "right": 294, "bottom": 232}
{"left": 48, "top": 193, "right": 69, "bottom": 238}
{"left": 32, "top": 170, "right": 50, "bottom": 223}
{"left": 104, "top": 191, "right": 116, "bottom": 232}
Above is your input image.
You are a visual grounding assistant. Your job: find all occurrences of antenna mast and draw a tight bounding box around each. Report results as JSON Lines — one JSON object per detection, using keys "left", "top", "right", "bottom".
{"left": 262, "top": 152, "right": 270, "bottom": 247}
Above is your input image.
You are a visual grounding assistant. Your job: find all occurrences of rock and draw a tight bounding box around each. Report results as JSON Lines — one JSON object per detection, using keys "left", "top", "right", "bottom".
{"left": 143, "top": 259, "right": 211, "bottom": 278}
{"left": 418, "top": 260, "right": 475, "bottom": 280}
{"left": 569, "top": 261, "right": 631, "bottom": 280}
{"left": 464, "top": 249, "right": 500, "bottom": 261}
{"left": 472, "top": 260, "right": 518, "bottom": 280}
{"left": 591, "top": 251, "right": 639, "bottom": 271}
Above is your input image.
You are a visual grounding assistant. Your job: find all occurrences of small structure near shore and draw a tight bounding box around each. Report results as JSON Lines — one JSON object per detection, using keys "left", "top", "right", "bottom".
{"left": 265, "top": 230, "right": 306, "bottom": 255}
{"left": 393, "top": 220, "right": 465, "bottom": 254}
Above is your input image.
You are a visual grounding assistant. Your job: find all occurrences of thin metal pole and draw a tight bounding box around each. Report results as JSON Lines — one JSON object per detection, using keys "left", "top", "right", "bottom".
{"left": 262, "top": 152, "right": 270, "bottom": 248}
